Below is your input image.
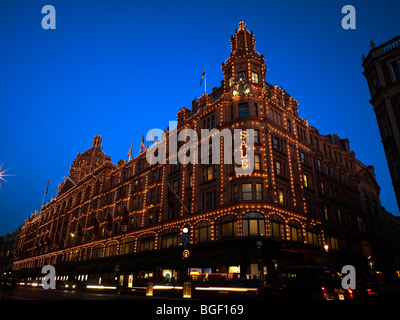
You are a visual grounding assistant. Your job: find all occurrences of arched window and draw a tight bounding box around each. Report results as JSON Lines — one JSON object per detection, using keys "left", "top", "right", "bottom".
{"left": 71, "top": 249, "right": 80, "bottom": 262}
{"left": 360, "top": 241, "right": 371, "bottom": 257}
{"left": 139, "top": 234, "right": 155, "bottom": 252}
{"left": 269, "top": 214, "right": 285, "bottom": 240}
{"left": 105, "top": 241, "right": 118, "bottom": 257}
{"left": 216, "top": 215, "right": 238, "bottom": 240}
{"left": 326, "top": 235, "right": 339, "bottom": 251}
{"left": 120, "top": 238, "right": 135, "bottom": 255}
{"left": 160, "top": 229, "right": 180, "bottom": 248}
{"left": 288, "top": 220, "right": 302, "bottom": 242}
{"left": 92, "top": 244, "right": 104, "bottom": 259}
{"left": 242, "top": 212, "right": 265, "bottom": 237}
{"left": 194, "top": 221, "right": 212, "bottom": 243}
{"left": 306, "top": 227, "right": 320, "bottom": 246}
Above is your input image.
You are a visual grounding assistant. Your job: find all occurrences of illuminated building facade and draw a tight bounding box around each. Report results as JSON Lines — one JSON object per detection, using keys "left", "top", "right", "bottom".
{"left": 13, "top": 22, "right": 400, "bottom": 284}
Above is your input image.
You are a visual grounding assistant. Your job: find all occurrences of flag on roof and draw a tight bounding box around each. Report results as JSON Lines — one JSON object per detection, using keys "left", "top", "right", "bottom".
{"left": 127, "top": 140, "right": 133, "bottom": 159}
{"left": 200, "top": 66, "right": 206, "bottom": 86}
{"left": 140, "top": 134, "right": 146, "bottom": 153}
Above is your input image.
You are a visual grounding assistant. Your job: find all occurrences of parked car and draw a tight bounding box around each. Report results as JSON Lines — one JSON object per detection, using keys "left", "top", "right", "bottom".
{"left": 257, "top": 266, "right": 352, "bottom": 300}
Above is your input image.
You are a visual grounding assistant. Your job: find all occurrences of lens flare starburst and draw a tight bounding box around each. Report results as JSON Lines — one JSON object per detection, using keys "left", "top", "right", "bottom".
{"left": 0, "top": 164, "right": 12, "bottom": 189}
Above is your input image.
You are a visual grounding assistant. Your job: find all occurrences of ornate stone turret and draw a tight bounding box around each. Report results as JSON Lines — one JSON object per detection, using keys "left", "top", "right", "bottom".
{"left": 57, "top": 135, "right": 108, "bottom": 195}
{"left": 92, "top": 134, "right": 102, "bottom": 148}
{"left": 221, "top": 21, "right": 267, "bottom": 93}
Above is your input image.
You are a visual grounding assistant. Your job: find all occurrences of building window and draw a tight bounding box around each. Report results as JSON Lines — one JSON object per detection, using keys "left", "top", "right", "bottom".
{"left": 288, "top": 220, "right": 302, "bottom": 242}
{"left": 273, "top": 137, "right": 280, "bottom": 150}
{"left": 92, "top": 245, "right": 104, "bottom": 259}
{"left": 253, "top": 103, "right": 258, "bottom": 117}
{"left": 320, "top": 181, "right": 325, "bottom": 195}
{"left": 275, "top": 160, "right": 282, "bottom": 176}
{"left": 390, "top": 61, "right": 400, "bottom": 82}
{"left": 357, "top": 217, "right": 366, "bottom": 232}
{"left": 379, "top": 111, "right": 392, "bottom": 138}
{"left": 237, "top": 71, "right": 246, "bottom": 82}
{"left": 243, "top": 212, "right": 265, "bottom": 237}
{"left": 303, "top": 174, "right": 308, "bottom": 188}
{"left": 369, "top": 77, "right": 378, "bottom": 95}
{"left": 228, "top": 77, "right": 233, "bottom": 87}
{"left": 251, "top": 72, "right": 259, "bottom": 84}
{"left": 216, "top": 215, "right": 238, "bottom": 240}
{"left": 327, "top": 236, "right": 339, "bottom": 251}
{"left": 204, "top": 165, "right": 214, "bottom": 181}
{"left": 194, "top": 221, "right": 211, "bottom": 243}
{"left": 242, "top": 183, "right": 252, "bottom": 200}
{"left": 269, "top": 215, "right": 285, "bottom": 240}
{"left": 337, "top": 209, "right": 342, "bottom": 224}
{"left": 323, "top": 204, "right": 329, "bottom": 220}
{"left": 120, "top": 238, "right": 135, "bottom": 255}
{"left": 238, "top": 103, "right": 249, "bottom": 117}
{"left": 361, "top": 241, "right": 372, "bottom": 257}
{"left": 189, "top": 172, "right": 193, "bottom": 187}
{"left": 205, "top": 191, "right": 213, "bottom": 209}
{"left": 233, "top": 184, "right": 239, "bottom": 201}
{"left": 300, "top": 151, "right": 306, "bottom": 164}
{"left": 161, "top": 230, "right": 180, "bottom": 248}
{"left": 317, "top": 159, "right": 322, "bottom": 172}
{"left": 306, "top": 229, "right": 319, "bottom": 246}
{"left": 278, "top": 189, "right": 284, "bottom": 205}
{"left": 139, "top": 235, "right": 155, "bottom": 252}
{"left": 390, "top": 153, "right": 400, "bottom": 181}
{"left": 306, "top": 199, "right": 313, "bottom": 214}
{"left": 254, "top": 129, "right": 259, "bottom": 143}
{"left": 256, "top": 183, "right": 262, "bottom": 200}
{"left": 105, "top": 242, "right": 117, "bottom": 257}
{"left": 254, "top": 154, "right": 261, "bottom": 170}
{"left": 287, "top": 119, "right": 291, "bottom": 132}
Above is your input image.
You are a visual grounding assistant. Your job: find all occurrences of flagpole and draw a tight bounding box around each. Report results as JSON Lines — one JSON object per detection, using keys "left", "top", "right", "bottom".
{"left": 204, "top": 65, "right": 206, "bottom": 93}
{"left": 168, "top": 182, "right": 190, "bottom": 214}
{"left": 40, "top": 179, "right": 49, "bottom": 213}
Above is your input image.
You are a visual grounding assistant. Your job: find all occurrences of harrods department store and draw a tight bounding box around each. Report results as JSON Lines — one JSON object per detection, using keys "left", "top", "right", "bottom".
{"left": 13, "top": 22, "right": 400, "bottom": 284}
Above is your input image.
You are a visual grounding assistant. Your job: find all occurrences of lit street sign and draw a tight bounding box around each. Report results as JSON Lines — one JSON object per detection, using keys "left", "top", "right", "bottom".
{"left": 180, "top": 234, "right": 191, "bottom": 243}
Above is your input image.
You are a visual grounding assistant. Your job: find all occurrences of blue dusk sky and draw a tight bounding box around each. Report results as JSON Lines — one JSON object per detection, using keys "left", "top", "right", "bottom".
{"left": 0, "top": 0, "right": 399, "bottom": 235}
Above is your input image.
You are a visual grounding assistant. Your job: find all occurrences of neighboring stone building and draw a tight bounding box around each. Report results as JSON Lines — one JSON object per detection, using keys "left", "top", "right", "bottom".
{"left": 0, "top": 227, "right": 21, "bottom": 275}
{"left": 362, "top": 35, "right": 400, "bottom": 211}
{"left": 13, "top": 22, "right": 400, "bottom": 286}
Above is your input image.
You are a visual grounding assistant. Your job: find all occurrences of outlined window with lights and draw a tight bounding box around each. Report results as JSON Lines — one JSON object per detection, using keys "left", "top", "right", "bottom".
{"left": 120, "top": 238, "right": 135, "bottom": 255}
{"left": 139, "top": 234, "right": 155, "bottom": 252}
{"left": 242, "top": 212, "right": 265, "bottom": 237}
{"left": 216, "top": 215, "right": 238, "bottom": 240}
{"left": 275, "top": 160, "right": 283, "bottom": 176}
{"left": 269, "top": 215, "right": 285, "bottom": 240}
{"left": 194, "top": 221, "right": 212, "bottom": 243}
{"left": 288, "top": 220, "right": 302, "bottom": 242}
{"left": 251, "top": 71, "right": 259, "bottom": 84}
{"left": 306, "top": 228, "right": 320, "bottom": 246}
{"left": 160, "top": 229, "right": 180, "bottom": 248}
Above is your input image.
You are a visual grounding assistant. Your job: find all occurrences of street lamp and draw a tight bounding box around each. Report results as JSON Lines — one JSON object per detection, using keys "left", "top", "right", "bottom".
{"left": 182, "top": 227, "right": 189, "bottom": 234}
{"left": 323, "top": 244, "right": 329, "bottom": 253}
